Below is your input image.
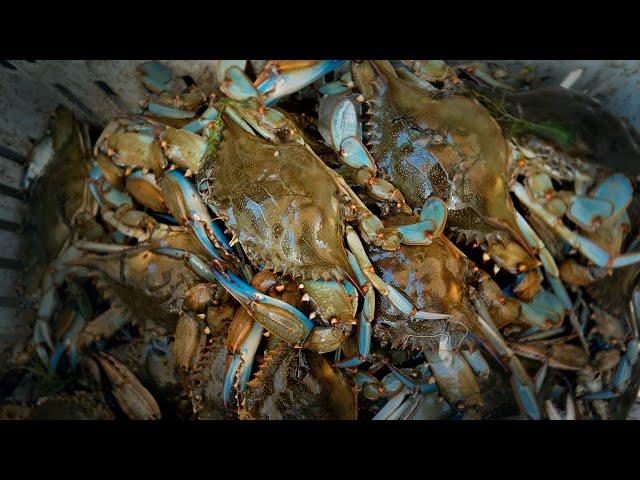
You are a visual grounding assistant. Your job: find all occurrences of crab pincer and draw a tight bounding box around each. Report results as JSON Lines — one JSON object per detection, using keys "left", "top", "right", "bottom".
{"left": 158, "top": 169, "right": 233, "bottom": 261}
{"left": 253, "top": 60, "right": 347, "bottom": 106}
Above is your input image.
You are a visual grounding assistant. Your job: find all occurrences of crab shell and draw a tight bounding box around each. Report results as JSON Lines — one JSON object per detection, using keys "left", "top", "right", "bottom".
{"left": 351, "top": 60, "right": 538, "bottom": 270}
{"left": 199, "top": 115, "right": 355, "bottom": 283}
{"left": 239, "top": 343, "right": 357, "bottom": 420}
{"left": 367, "top": 214, "right": 519, "bottom": 351}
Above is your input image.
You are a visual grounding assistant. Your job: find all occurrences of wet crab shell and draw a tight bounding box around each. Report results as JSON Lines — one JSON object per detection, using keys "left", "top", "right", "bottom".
{"left": 351, "top": 60, "right": 533, "bottom": 254}
{"left": 199, "top": 116, "right": 355, "bottom": 283}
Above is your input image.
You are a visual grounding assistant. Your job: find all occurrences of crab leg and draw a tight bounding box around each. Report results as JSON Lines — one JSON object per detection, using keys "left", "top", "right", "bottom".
{"left": 372, "top": 387, "right": 412, "bottom": 420}
{"left": 254, "top": 60, "right": 346, "bottom": 106}
{"left": 346, "top": 226, "right": 451, "bottom": 321}
{"left": 471, "top": 292, "right": 542, "bottom": 419}
{"left": 182, "top": 105, "right": 219, "bottom": 134}
{"left": 387, "top": 364, "right": 439, "bottom": 394}
{"left": 612, "top": 338, "right": 638, "bottom": 393}
{"left": 158, "top": 169, "right": 233, "bottom": 260}
{"left": 513, "top": 182, "right": 640, "bottom": 269}
{"left": 513, "top": 210, "right": 574, "bottom": 312}
{"left": 223, "top": 321, "right": 263, "bottom": 408}
{"left": 153, "top": 247, "right": 316, "bottom": 347}
{"left": 49, "top": 310, "right": 85, "bottom": 374}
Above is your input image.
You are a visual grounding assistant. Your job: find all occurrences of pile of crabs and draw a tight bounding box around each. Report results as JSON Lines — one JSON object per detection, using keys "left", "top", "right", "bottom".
{"left": 2, "top": 59, "right": 640, "bottom": 420}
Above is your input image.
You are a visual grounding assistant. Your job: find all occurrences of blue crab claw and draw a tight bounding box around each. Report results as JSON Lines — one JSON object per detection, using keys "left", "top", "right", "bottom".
{"left": 388, "top": 197, "right": 447, "bottom": 245}
{"left": 254, "top": 60, "right": 346, "bottom": 106}
{"left": 518, "top": 288, "right": 565, "bottom": 329}
{"left": 220, "top": 66, "right": 261, "bottom": 102}
{"left": 319, "top": 96, "right": 409, "bottom": 213}
{"left": 89, "top": 163, "right": 134, "bottom": 210}
{"left": 513, "top": 182, "right": 640, "bottom": 269}
{"left": 329, "top": 98, "right": 359, "bottom": 151}
{"left": 336, "top": 251, "right": 375, "bottom": 368}
{"left": 213, "top": 270, "right": 315, "bottom": 347}
{"left": 592, "top": 173, "right": 633, "bottom": 219}
{"left": 153, "top": 247, "right": 315, "bottom": 347}
{"left": 216, "top": 60, "right": 247, "bottom": 84}
{"left": 462, "top": 349, "right": 491, "bottom": 378}
{"left": 137, "top": 61, "right": 174, "bottom": 94}
{"left": 567, "top": 196, "right": 613, "bottom": 231}
{"left": 339, "top": 137, "right": 374, "bottom": 171}
{"left": 158, "top": 169, "right": 232, "bottom": 261}
{"left": 223, "top": 322, "right": 263, "bottom": 408}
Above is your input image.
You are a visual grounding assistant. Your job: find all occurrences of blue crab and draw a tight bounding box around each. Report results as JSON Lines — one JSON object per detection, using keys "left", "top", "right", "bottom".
{"left": 343, "top": 212, "right": 569, "bottom": 419}
{"left": 20, "top": 107, "right": 110, "bottom": 371}
{"left": 336, "top": 60, "right": 544, "bottom": 302}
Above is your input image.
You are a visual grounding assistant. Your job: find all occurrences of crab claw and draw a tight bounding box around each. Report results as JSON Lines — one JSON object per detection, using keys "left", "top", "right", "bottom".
{"left": 182, "top": 105, "right": 219, "bottom": 134}
{"left": 254, "top": 60, "right": 346, "bottom": 106}
{"left": 137, "top": 61, "right": 174, "bottom": 94}
{"left": 346, "top": 226, "right": 450, "bottom": 321}
{"left": 158, "top": 169, "right": 232, "bottom": 261}
{"left": 212, "top": 269, "right": 315, "bottom": 347}
{"left": 513, "top": 182, "right": 640, "bottom": 269}
{"left": 88, "top": 163, "right": 134, "bottom": 211}
{"left": 370, "top": 198, "right": 447, "bottom": 249}
{"left": 220, "top": 65, "right": 262, "bottom": 102}
{"left": 158, "top": 246, "right": 317, "bottom": 348}
{"left": 518, "top": 288, "right": 566, "bottom": 329}
{"left": 223, "top": 321, "right": 264, "bottom": 408}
